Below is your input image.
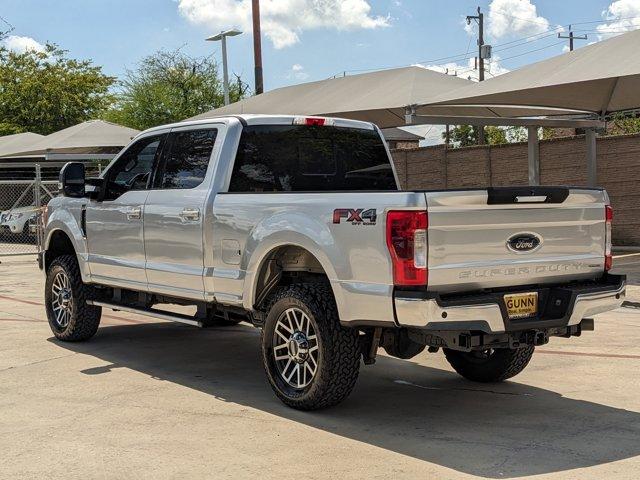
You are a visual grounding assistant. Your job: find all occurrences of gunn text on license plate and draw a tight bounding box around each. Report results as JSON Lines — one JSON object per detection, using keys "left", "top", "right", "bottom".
{"left": 504, "top": 292, "right": 538, "bottom": 319}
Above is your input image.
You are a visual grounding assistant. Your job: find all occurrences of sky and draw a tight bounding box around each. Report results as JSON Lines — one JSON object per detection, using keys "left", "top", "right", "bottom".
{"left": 2, "top": 0, "right": 640, "bottom": 141}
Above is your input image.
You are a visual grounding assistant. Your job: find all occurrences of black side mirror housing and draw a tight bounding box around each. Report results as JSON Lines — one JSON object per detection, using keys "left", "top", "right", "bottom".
{"left": 59, "top": 162, "right": 86, "bottom": 198}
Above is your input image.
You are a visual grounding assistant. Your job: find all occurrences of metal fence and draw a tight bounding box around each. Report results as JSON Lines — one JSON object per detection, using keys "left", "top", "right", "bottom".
{"left": 0, "top": 164, "right": 58, "bottom": 256}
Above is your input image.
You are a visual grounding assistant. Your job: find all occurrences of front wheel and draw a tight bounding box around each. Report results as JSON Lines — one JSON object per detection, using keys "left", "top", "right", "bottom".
{"left": 45, "top": 254, "right": 102, "bottom": 342}
{"left": 261, "top": 284, "right": 361, "bottom": 410}
{"left": 443, "top": 346, "right": 535, "bottom": 383}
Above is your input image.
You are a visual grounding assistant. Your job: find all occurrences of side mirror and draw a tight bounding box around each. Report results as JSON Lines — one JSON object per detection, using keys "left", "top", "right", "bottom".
{"left": 59, "top": 162, "right": 86, "bottom": 198}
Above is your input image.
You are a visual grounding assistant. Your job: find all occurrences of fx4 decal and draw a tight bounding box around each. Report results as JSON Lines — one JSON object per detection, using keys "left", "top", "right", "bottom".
{"left": 333, "top": 208, "right": 377, "bottom": 226}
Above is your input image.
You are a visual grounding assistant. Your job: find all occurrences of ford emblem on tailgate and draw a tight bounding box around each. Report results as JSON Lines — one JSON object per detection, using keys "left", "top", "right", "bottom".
{"left": 506, "top": 233, "right": 542, "bottom": 253}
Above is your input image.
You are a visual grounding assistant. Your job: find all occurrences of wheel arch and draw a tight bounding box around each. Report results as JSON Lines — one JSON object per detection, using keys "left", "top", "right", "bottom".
{"left": 44, "top": 229, "right": 77, "bottom": 272}
{"left": 247, "top": 241, "right": 345, "bottom": 317}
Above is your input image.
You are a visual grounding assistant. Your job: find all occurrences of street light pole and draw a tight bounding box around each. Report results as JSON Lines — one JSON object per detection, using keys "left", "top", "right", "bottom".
{"left": 220, "top": 34, "right": 229, "bottom": 105}
{"left": 206, "top": 29, "right": 243, "bottom": 106}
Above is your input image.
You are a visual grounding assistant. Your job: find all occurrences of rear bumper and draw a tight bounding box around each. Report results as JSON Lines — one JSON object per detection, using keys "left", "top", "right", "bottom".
{"left": 394, "top": 274, "right": 626, "bottom": 333}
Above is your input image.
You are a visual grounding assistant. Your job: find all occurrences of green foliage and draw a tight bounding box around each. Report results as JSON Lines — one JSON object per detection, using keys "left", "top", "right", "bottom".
{"left": 608, "top": 113, "right": 640, "bottom": 136}
{"left": 104, "top": 49, "right": 249, "bottom": 131}
{"left": 443, "top": 125, "right": 514, "bottom": 147}
{"left": 0, "top": 44, "right": 115, "bottom": 135}
{"left": 486, "top": 126, "right": 508, "bottom": 145}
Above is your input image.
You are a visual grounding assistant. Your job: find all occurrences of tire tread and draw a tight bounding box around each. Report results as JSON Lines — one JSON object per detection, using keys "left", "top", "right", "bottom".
{"left": 45, "top": 254, "right": 101, "bottom": 342}
{"left": 263, "top": 283, "right": 360, "bottom": 410}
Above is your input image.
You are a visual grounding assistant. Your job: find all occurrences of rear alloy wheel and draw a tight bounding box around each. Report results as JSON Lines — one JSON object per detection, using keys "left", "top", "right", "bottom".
{"left": 444, "top": 346, "right": 535, "bottom": 383}
{"left": 262, "top": 284, "right": 360, "bottom": 410}
{"left": 272, "top": 307, "right": 320, "bottom": 389}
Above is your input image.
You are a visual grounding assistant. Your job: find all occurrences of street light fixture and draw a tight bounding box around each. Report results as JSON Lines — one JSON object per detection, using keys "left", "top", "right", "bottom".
{"left": 206, "top": 29, "right": 242, "bottom": 106}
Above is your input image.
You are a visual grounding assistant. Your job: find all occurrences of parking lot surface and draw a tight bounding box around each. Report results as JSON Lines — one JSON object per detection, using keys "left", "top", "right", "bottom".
{"left": 1, "top": 255, "right": 639, "bottom": 479}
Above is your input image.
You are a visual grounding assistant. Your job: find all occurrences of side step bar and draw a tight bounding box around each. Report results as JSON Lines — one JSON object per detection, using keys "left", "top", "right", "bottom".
{"left": 87, "top": 300, "right": 203, "bottom": 327}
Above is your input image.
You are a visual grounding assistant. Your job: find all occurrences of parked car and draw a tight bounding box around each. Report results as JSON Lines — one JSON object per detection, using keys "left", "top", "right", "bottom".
{"left": 1, "top": 206, "right": 37, "bottom": 239}
{"left": 41, "top": 115, "right": 625, "bottom": 410}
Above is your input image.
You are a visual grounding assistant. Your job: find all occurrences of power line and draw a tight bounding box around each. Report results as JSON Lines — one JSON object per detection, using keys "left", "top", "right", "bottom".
{"left": 490, "top": 10, "right": 552, "bottom": 26}
{"left": 329, "top": 15, "right": 640, "bottom": 79}
{"left": 499, "top": 40, "right": 567, "bottom": 62}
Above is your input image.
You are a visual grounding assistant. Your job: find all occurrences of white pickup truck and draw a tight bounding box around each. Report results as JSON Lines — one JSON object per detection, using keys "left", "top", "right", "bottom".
{"left": 42, "top": 114, "right": 625, "bottom": 410}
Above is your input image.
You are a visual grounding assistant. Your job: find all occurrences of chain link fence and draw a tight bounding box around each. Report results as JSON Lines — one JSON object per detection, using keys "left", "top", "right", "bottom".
{"left": 0, "top": 161, "right": 105, "bottom": 256}
{"left": 0, "top": 163, "right": 62, "bottom": 256}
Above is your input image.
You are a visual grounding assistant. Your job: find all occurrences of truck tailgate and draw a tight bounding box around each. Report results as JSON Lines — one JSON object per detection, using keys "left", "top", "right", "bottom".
{"left": 425, "top": 187, "right": 608, "bottom": 293}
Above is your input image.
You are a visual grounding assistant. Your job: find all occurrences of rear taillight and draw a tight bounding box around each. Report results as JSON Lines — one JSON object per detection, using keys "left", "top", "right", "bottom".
{"left": 605, "top": 204, "right": 613, "bottom": 271}
{"left": 386, "top": 211, "right": 428, "bottom": 286}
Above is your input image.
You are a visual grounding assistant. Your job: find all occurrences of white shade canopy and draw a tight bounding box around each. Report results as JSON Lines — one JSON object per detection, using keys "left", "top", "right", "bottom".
{"left": 2, "top": 120, "right": 139, "bottom": 157}
{"left": 188, "top": 66, "right": 476, "bottom": 128}
{"left": 427, "top": 29, "right": 640, "bottom": 117}
{"left": 189, "top": 65, "right": 594, "bottom": 128}
{"left": 0, "top": 132, "right": 44, "bottom": 158}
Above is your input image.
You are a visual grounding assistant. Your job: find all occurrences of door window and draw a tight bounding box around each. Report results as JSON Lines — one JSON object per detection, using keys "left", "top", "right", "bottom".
{"left": 157, "top": 129, "right": 217, "bottom": 189}
{"left": 103, "top": 134, "right": 164, "bottom": 200}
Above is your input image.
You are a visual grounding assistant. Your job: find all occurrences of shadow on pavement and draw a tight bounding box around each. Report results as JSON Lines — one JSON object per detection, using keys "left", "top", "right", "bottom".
{"left": 51, "top": 322, "right": 640, "bottom": 478}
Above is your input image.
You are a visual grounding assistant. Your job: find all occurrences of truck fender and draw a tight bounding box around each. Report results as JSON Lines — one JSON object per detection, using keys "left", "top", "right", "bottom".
{"left": 242, "top": 213, "right": 348, "bottom": 316}
{"left": 45, "top": 212, "right": 90, "bottom": 282}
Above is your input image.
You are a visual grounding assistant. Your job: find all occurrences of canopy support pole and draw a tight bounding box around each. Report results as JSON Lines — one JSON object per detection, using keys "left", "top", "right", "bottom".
{"left": 528, "top": 126, "right": 540, "bottom": 186}
{"left": 586, "top": 128, "right": 597, "bottom": 187}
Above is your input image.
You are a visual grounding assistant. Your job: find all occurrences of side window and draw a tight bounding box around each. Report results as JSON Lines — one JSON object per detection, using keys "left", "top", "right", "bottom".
{"left": 104, "top": 134, "right": 164, "bottom": 200}
{"left": 158, "top": 129, "right": 217, "bottom": 189}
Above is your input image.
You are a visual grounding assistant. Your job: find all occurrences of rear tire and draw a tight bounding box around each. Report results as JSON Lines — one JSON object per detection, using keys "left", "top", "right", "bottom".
{"left": 45, "top": 254, "right": 102, "bottom": 342}
{"left": 261, "top": 284, "right": 360, "bottom": 410}
{"left": 443, "top": 346, "right": 534, "bottom": 383}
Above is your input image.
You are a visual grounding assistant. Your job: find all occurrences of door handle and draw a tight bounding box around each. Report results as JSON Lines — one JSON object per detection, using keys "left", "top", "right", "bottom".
{"left": 126, "top": 206, "right": 142, "bottom": 220}
{"left": 180, "top": 207, "right": 201, "bottom": 221}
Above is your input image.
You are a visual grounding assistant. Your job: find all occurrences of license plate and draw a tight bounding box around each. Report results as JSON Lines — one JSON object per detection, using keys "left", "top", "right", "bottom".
{"left": 504, "top": 292, "right": 538, "bottom": 319}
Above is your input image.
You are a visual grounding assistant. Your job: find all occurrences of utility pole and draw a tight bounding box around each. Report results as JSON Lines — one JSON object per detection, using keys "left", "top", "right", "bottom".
{"left": 467, "top": 6, "right": 487, "bottom": 144}
{"left": 558, "top": 25, "right": 587, "bottom": 51}
{"left": 251, "top": 0, "right": 264, "bottom": 95}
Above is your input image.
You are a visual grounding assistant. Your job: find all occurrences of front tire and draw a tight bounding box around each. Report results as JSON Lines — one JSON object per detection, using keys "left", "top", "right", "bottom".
{"left": 444, "top": 346, "right": 534, "bottom": 383}
{"left": 261, "top": 284, "right": 360, "bottom": 410}
{"left": 45, "top": 254, "right": 102, "bottom": 342}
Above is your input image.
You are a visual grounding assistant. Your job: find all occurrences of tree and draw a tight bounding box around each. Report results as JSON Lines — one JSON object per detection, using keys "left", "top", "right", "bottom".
{"left": 608, "top": 113, "right": 640, "bottom": 136}
{"left": 104, "top": 49, "right": 250, "bottom": 131}
{"left": 444, "top": 125, "right": 510, "bottom": 147}
{"left": 0, "top": 44, "right": 115, "bottom": 135}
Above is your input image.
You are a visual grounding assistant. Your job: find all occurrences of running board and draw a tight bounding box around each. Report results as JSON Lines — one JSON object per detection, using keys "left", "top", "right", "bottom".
{"left": 87, "top": 300, "right": 203, "bottom": 327}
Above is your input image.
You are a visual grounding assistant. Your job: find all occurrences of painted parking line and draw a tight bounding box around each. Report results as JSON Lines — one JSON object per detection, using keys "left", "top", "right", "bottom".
{"left": 0, "top": 293, "right": 145, "bottom": 325}
{"left": 613, "top": 252, "right": 640, "bottom": 259}
{"left": 538, "top": 349, "right": 640, "bottom": 360}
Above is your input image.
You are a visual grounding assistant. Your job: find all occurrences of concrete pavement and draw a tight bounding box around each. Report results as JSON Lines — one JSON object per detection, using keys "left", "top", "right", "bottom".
{"left": 1, "top": 255, "right": 639, "bottom": 479}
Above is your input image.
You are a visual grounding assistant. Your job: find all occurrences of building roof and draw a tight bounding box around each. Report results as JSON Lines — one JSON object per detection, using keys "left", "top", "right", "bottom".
{"left": 381, "top": 127, "right": 423, "bottom": 141}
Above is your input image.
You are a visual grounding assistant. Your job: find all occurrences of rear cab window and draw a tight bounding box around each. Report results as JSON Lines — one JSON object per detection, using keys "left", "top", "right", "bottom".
{"left": 228, "top": 124, "right": 398, "bottom": 192}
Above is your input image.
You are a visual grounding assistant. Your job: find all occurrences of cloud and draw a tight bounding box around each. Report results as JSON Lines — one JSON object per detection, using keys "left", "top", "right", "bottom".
{"left": 287, "top": 63, "right": 309, "bottom": 80}
{"left": 2, "top": 35, "right": 45, "bottom": 53}
{"left": 177, "top": 0, "right": 389, "bottom": 49}
{"left": 417, "top": 56, "right": 510, "bottom": 82}
{"left": 486, "top": 0, "right": 554, "bottom": 39}
{"left": 597, "top": 0, "right": 640, "bottom": 39}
